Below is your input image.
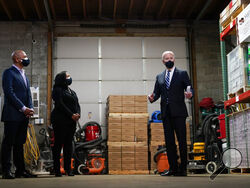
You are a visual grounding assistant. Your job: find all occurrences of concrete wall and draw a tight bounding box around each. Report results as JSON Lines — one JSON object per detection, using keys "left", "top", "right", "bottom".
{"left": 194, "top": 23, "right": 224, "bottom": 105}
{"left": 0, "top": 22, "right": 48, "bottom": 151}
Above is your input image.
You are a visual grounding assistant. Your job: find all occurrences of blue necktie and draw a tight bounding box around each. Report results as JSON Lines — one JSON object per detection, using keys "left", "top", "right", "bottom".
{"left": 166, "top": 70, "right": 170, "bottom": 89}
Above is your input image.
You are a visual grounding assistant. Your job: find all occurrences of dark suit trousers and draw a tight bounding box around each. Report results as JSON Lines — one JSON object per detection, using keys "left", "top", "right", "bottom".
{"left": 163, "top": 110, "right": 187, "bottom": 172}
{"left": 52, "top": 124, "right": 75, "bottom": 173}
{"left": 1, "top": 120, "right": 28, "bottom": 173}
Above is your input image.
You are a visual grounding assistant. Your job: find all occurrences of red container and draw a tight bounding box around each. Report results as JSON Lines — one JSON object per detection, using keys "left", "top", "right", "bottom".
{"left": 156, "top": 153, "right": 169, "bottom": 173}
{"left": 85, "top": 125, "right": 100, "bottom": 141}
{"left": 218, "top": 114, "right": 226, "bottom": 139}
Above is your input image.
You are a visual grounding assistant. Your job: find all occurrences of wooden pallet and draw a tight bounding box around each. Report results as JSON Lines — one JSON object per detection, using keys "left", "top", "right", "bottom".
{"left": 227, "top": 86, "right": 250, "bottom": 99}
{"left": 230, "top": 168, "right": 250, "bottom": 174}
{"left": 109, "top": 170, "right": 149, "bottom": 175}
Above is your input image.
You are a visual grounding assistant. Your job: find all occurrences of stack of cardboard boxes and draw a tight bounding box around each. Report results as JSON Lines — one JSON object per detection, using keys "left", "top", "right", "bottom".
{"left": 149, "top": 122, "right": 165, "bottom": 171}
{"left": 107, "top": 95, "right": 149, "bottom": 173}
{"left": 107, "top": 95, "right": 148, "bottom": 113}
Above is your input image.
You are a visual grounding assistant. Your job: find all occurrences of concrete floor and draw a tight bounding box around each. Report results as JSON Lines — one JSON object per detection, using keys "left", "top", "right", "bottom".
{"left": 1, "top": 174, "right": 250, "bottom": 188}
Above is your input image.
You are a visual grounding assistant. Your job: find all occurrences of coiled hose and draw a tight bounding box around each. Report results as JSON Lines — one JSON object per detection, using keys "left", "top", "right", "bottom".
{"left": 24, "top": 124, "right": 40, "bottom": 169}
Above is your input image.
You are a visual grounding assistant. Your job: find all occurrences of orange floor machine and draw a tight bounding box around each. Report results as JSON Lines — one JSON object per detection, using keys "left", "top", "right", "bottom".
{"left": 74, "top": 121, "right": 106, "bottom": 175}
{"left": 153, "top": 145, "right": 169, "bottom": 174}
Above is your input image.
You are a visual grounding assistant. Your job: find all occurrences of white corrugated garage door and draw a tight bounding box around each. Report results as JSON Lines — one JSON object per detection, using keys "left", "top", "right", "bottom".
{"left": 54, "top": 37, "right": 190, "bottom": 139}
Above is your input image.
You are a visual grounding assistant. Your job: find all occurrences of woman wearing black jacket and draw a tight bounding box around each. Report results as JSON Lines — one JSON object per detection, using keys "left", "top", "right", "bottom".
{"left": 51, "top": 71, "right": 80, "bottom": 177}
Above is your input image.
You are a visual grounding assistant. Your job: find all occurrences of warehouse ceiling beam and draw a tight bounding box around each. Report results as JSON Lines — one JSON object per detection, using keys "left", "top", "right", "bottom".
{"left": 0, "top": 0, "right": 12, "bottom": 20}
{"left": 33, "top": 0, "right": 42, "bottom": 20}
{"left": 128, "top": 0, "right": 134, "bottom": 18}
{"left": 186, "top": 0, "right": 199, "bottom": 19}
{"left": 43, "top": 0, "right": 53, "bottom": 31}
{"left": 143, "top": 0, "right": 151, "bottom": 17}
{"left": 171, "top": 0, "right": 183, "bottom": 18}
{"left": 48, "top": 0, "right": 56, "bottom": 20}
{"left": 193, "top": 0, "right": 213, "bottom": 25}
{"left": 98, "top": 0, "right": 102, "bottom": 18}
{"left": 66, "top": 0, "right": 71, "bottom": 19}
{"left": 82, "top": 0, "right": 87, "bottom": 19}
{"left": 17, "top": 0, "right": 27, "bottom": 20}
{"left": 157, "top": 0, "right": 167, "bottom": 19}
{"left": 113, "top": 0, "right": 117, "bottom": 19}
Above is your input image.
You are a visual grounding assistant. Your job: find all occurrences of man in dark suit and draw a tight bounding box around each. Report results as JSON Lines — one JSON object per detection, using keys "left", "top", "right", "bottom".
{"left": 148, "top": 51, "right": 193, "bottom": 176}
{"left": 1, "top": 50, "right": 35, "bottom": 179}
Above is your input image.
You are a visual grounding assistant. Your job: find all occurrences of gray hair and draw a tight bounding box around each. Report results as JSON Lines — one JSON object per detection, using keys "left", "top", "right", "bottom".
{"left": 11, "top": 50, "right": 25, "bottom": 61}
{"left": 161, "top": 51, "right": 175, "bottom": 60}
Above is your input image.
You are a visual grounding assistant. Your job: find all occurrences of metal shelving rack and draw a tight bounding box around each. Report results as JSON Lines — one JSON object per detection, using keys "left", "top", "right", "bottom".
{"left": 220, "top": 6, "right": 250, "bottom": 148}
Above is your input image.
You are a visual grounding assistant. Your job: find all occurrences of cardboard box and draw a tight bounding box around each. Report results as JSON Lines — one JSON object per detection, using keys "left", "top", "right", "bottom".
{"left": 108, "top": 152, "right": 121, "bottom": 160}
{"left": 135, "top": 122, "right": 147, "bottom": 130}
{"left": 122, "top": 95, "right": 135, "bottom": 105}
{"left": 122, "top": 126, "right": 134, "bottom": 134}
{"left": 108, "top": 100, "right": 122, "bottom": 107}
{"left": 108, "top": 122, "right": 122, "bottom": 129}
{"left": 135, "top": 106, "right": 148, "bottom": 113}
{"left": 108, "top": 106, "right": 122, "bottom": 113}
{"left": 122, "top": 106, "right": 135, "bottom": 113}
{"left": 135, "top": 163, "right": 148, "bottom": 170}
{"left": 135, "top": 101, "right": 147, "bottom": 107}
{"left": 151, "top": 134, "right": 165, "bottom": 142}
{"left": 122, "top": 152, "right": 135, "bottom": 160}
{"left": 122, "top": 122, "right": 134, "bottom": 129}
{"left": 220, "top": 0, "right": 249, "bottom": 27}
{"left": 109, "top": 163, "right": 122, "bottom": 170}
{"left": 134, "top": 95, "right": 147, "bottom": 102}
{"left": 108, "top": 142, "right": 122, "bottom": 152}
{"left": 150, "top": 122, "right": 163, "bottom": 130}
{"left": 135, "top": 152, "right": 148, "bottom": 161}
{"left": 237, "top": 3, "right": 250, "bottom": 43}
{"left": 122, "top": 163, "right": 135, "bottom": 170}
{"left": 108, "top": 115, "right": 122, "bottom": 123}
{"left": 122, "top": 142, "right": 135, "bottom": 153}
{"left": 122, "top": 114, "right": 134, "bottom": 122}
{"left": 134, "top": 114, "right": 148, "bottom": 123}
{"left": 135, "top": 135, "right": 147, "bottom": 142}
{"left": 135, "top": 128, "right": 148, "bottom": 142}
{"left": 108, "top": 135, "right": 122, "bottom": 142}
{"left": 151, "top": 128, "right": 164, "bottom": 135}
{"left": 135, "top": 142, "right": 148, "bottom": 152}
{"left": 108, "top": 152, "right": 122, "bottom": 171}
{"left": 108, "top": 128, "right": 121, "bottom": 135}
{"left": 122, "top": 136, "right": 135, "bottom": 142}
{"left": 227, "top": 45, "right": 249, "bottom": 94}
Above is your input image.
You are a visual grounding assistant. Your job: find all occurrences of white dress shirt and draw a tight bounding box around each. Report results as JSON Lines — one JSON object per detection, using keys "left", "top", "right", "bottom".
{"left": 165, "top": 66, "right": 175, "bottom": 84}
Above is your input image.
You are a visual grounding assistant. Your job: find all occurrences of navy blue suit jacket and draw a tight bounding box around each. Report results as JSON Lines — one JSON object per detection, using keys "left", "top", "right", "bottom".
{"left": 152, "top": 68, "right": 192, "bottom": 118}
{"left": 1, "top": 66, "right": 33, "bottom": 122}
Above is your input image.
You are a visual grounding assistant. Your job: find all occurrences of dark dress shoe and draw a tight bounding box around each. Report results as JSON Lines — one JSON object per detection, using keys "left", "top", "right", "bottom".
{"left": 66, "top": 171, "right": 74, "bottom": 176}
{"left": 160, "top": 170, "right": 176, "bottom": 176}
{"left": 2, "top": 172, "right": 15, "bottom": 179}
{"left": 16, "top": 170, "right": 37, "bottom": 178}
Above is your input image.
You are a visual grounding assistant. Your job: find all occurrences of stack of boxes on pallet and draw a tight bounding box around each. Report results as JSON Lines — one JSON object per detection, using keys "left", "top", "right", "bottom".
{"left": 107, "top": 95, "right": 149, "bottom": 173}
{"left": 149, "top": 122, "right": 191, "bottom": 171}
{"left": 229, "top": 110, "right": 250, "bottom": 168}
{"left": 219, "top": 0, "right": 249, "bottom": 31}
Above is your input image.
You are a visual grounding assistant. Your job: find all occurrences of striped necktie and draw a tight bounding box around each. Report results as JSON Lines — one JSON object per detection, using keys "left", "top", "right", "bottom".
{"left": 165, "top": 70, "right": 170, "bottom": 89}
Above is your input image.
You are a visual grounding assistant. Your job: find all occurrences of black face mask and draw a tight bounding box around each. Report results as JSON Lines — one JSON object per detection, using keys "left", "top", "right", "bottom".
{"left": 66, "top": 77, "right": 72, "bottom": 85}
{"left": 21, "top": 58, "right": 30, "bottom": 67}
{"left": 164, "top": 60, "right": 174, "bottom": 69}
